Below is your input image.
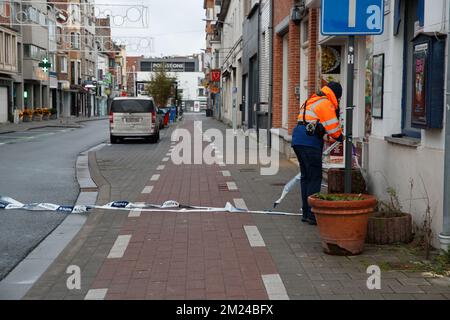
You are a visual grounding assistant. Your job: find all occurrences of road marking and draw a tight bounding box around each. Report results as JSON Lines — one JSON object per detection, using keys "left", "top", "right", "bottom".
{"left": 166, "top": 153, "right": 171, "bottom": 156}
{"left": 157, "top": 165, "right": 165, "bottom": 171}
{"left": 262, "top": 274, "right": 290, "bottom": 300}
{"left": 234, "top": 198, "right": 248, "bottom": 210}
{"left": 227, "top": 181, "right": 238, "bottom": 191}
{"left": 244, "top": 226, "right": 265, "bottom": 247}
{"left": 128, "top": 202, "right": 145, "bottom": 217}
{"left": 151, "top": 174, "right": 160, "bottom": 181}
{"left": 85, "top": 289, "right": 108, "bottom": 300}
{"left": 216, "top": 154, "right": 223, "bottom": 160}
{"left": 0, "top": 143, "right": 5, "bottom": 146}
{"left": 162, "top": 157, "right": 169, "bottom": 162}
{"left": 218, "top": 162, "right": 226, "bottom": 167}
{"left": 142, "top": 186, "right": 154, "bottom": 194}
{"left": 221, "top": 170, "right": 231, "bottom": 177}
{"left": 107, "top": 235, "right": 132, "bottom": 259}
{"left": 128, "top": 209, "right": 142, "bottom": 218}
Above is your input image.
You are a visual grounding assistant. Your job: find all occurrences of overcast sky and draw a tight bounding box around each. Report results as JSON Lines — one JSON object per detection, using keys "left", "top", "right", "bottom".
{"left": 105, "top": 0, "right": 205, "bottom": 57}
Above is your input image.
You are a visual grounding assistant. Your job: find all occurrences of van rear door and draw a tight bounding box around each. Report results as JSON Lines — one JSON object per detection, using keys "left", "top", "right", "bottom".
{"left": 110, "top": 100, "right": 155, "bottom": 134}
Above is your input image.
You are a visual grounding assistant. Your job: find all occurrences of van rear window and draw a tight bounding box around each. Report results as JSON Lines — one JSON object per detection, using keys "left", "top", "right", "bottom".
{"left": 111, "top": 100, "right": 155, "bottom": 113}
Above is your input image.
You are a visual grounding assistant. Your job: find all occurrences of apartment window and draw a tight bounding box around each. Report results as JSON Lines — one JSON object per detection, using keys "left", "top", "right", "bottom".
{"left": 0, "top": 32, "right": 3, "bottom": 64}
{"left": 71, "top": 61, "right": 76, "bottom": 83}
{"left": 5, "top": 34, "right": 11, "bottom": 65}
{"left": 23, "top": 44, "right": 45, "bottom": 60}
{"left": 60, "top": 56, "right": 68, "bottom": 73}
{"left": 71, "top": 32, "right": 80, "bottom": 49}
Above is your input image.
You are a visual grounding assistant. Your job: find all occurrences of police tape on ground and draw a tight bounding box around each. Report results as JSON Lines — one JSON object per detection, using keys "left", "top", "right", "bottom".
{"left": 0, "top": 196, "right": 301, "bottom": 217}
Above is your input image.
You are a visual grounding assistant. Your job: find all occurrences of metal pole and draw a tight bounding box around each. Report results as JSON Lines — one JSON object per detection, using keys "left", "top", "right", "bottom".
{"left": 440, "top": 1, "right": 450, "bottom": 250}
{"left": 344, "top": 35, "right": 355, "bottom": 194}
{"left": 268, "top": 0, "right": 274, "bottom": 148}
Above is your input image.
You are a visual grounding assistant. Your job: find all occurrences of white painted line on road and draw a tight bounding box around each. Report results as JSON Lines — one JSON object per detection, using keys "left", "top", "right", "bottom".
{"left": 227, "top": 181, "right": 238, "bottom": 191}
{"left": 244, "top": 226, "right": 265, "bottom": 247}
{"left": 234, "top": 198, "right": 248, "bottom": 210}
{"left": 221, "top": 170, "right": 231, "bottom": 177}
{"left": 262, "top": 274, "right": 290, "bottom": 300}
{"left": 142, "top": 186, "right": 154, "bottom": 194}
{"left": 166, "top": 153, "right": 171, "bottom": 156}
{"left": 157, "top": 165, "right": 165, "bottom": 171}
{"left": 107, "top": 235, "right": 132, "bottom": 259}
{"left": 216, "top": 154, "right": 223, "bottom": 159}
{"left": 219, "top": 162, "right": 226, "bottom": 167}
{"left": 162, "top": 157, "right": 169, "bottom": 162}
{"left": 129, "top": 202, "right": 145, "bottom": 217}
{"left": 128, "top": 209, "right": 142, "bottom": 218}
{"left": 0, "top": 143, "right": 5, "bottom": 146}
{"left": 151, "top": 174, "right": 160, "bottom": 181}
{"left": 85, "top": 289, "right": 108, "bottom": 300}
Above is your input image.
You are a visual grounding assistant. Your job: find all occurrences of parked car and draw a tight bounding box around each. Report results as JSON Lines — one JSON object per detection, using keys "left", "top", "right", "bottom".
{"left": 109, "top": 97, "right": 161, "bottom": 144}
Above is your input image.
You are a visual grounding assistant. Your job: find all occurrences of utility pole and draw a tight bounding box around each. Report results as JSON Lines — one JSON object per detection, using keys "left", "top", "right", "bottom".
{"left": 440, "top": 2, "right": 450, "bottom": 252}
{"left": 344, "top": 35, "right": 355, "bottom": 194}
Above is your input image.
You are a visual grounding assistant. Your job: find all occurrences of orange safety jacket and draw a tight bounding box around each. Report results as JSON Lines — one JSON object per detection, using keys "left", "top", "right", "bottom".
{"left": 297, "top": 86, "right": 343, "bottom": 140}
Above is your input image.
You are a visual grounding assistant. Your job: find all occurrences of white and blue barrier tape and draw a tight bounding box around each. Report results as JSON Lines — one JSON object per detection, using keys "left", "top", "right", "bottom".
{"left": 0, "top": 196, "right": 301, "bottom": 217}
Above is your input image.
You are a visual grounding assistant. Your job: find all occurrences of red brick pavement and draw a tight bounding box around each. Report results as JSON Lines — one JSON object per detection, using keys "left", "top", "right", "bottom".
{"left": 90, "top": 119, "right": 280, "bottom": 300}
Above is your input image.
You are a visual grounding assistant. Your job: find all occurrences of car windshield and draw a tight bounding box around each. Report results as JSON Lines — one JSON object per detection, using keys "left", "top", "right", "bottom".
{"left": 111, "top": 100, "right": 155, "bottom": 113}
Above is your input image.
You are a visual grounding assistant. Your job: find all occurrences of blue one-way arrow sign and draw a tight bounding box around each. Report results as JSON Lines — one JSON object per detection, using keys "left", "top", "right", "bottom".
{"left": 321, "top": 0, "right": 385, "bottom": 35}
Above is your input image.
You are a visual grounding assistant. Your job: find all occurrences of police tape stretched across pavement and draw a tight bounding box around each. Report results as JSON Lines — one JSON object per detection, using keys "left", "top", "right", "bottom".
{"left": 0, "top": 196, "right": 301, "bottom": 217}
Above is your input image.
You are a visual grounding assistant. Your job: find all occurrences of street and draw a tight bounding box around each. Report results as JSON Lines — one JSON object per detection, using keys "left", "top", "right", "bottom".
{"left": 0, "top": 114, "right": 448, "bottom": 300}
{"left": 0, "top": 120, "right": 108, "bottom": 281}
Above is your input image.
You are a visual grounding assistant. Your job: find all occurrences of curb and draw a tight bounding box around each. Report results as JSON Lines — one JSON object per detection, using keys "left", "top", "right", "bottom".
{"left": 0, "top": 117, "right": 107, "bottom": 135}
{"left": 0, "top": 144, "right": 105, "bottom": 300}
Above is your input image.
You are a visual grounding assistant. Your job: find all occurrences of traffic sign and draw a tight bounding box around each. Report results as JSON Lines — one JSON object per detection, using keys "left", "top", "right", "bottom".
{"left": 321, "top": 0, "right": 384, "bottom": 35}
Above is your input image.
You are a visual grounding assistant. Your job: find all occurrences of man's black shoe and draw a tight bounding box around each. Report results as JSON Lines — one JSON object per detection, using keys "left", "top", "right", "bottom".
{"left": 307, "top": 219, "right": 317, "bottom": 226}
{"left": 301, "top": 217, "right": 308, "bottom": 223}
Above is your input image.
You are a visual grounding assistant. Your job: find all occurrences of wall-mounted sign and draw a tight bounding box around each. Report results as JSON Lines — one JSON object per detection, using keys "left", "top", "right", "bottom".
{"left": 211, "top": 69, "right": 221, "bottom": 82}
{"left": 38, "top": 58, "right": 52, "bottom": 73}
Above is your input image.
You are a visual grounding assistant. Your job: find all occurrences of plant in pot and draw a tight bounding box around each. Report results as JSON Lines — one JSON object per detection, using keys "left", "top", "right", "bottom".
{"left": 366, "top": 187, "right": 413, "bottom": 245}
{"left": 49, "top": 108, "right": 57, "bottom": 120}
{"left": 42, "top": 108, "right": 50, "bottom": 120}
{"left": 33, "top": 108, "right": 43, "bottom": 121}
{"left": 308, "top": 193, "right": 378, "bottom": 256}
{"left": 23, "top": 108, "right": 33, "bottom": 122}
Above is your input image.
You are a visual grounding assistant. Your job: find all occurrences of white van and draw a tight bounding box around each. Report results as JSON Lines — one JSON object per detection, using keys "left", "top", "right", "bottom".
{"left": 109, "top": 97, "right": 160, "bottom": 144}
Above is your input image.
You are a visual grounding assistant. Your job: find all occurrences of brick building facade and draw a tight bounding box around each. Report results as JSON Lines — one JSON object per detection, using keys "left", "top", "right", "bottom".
{"left": 271, "top": 1, "right": 319, "bottom": 158}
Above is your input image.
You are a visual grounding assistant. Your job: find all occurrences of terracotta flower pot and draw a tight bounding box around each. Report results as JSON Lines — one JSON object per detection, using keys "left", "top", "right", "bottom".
{"left": 308, "top": 194, "right": 378, "bottom": 256}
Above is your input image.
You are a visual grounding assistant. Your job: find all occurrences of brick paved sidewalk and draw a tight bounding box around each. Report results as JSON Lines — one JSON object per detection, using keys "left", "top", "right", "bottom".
{"left": 23, "top": 113, "right": 450, "bottom": 300}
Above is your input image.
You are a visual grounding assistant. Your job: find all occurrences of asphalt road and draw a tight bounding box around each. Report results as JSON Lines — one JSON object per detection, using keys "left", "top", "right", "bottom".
{"left": 0, "top": 120, "right": 109, "bottom": 281}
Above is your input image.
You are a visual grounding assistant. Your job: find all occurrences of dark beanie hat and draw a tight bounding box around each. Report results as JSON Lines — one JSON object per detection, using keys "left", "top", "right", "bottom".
{"left": 327, "top": 82, "right": 343, "bottom": 99}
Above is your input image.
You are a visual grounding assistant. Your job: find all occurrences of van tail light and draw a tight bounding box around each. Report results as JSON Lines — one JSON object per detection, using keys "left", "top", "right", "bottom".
{"left": 152, "top": 111, "right": 156, "bottom": 124}
{"left": 109, "top": 112, "right": 114, "bottom": 124}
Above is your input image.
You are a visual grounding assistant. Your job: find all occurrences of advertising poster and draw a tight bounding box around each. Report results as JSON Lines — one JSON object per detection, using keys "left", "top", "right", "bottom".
{"left": 372, "top": 54, "right": 384, "bottom": 118}
{"left": 412, "top": 43, "right": 428, "bottom": 127}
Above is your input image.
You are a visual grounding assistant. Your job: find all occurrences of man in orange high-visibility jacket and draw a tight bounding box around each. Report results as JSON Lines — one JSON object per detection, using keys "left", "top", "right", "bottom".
{"left": 292, "top": 82, "right": 344, "bottom": 225}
